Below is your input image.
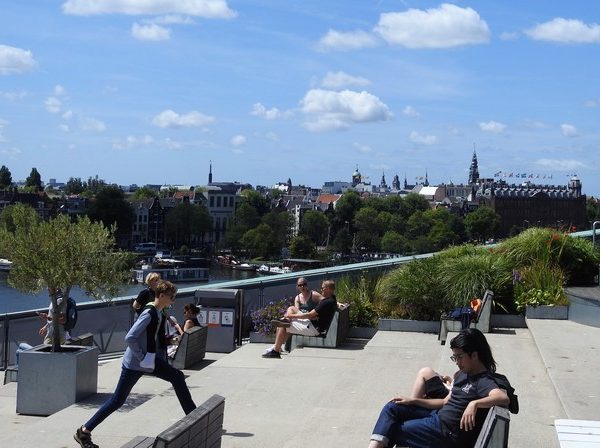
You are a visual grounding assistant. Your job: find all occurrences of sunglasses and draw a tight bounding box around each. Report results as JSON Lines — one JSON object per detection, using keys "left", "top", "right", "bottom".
{"left": 297, "top": 283, "right": 307, "bottom": 287}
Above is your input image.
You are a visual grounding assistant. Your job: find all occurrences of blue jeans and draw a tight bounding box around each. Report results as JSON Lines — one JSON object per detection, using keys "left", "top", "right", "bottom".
{"left": 85, "top": 357, "right": 196, "bottom": 431}
{"left": 371, "top": 402, "right": 452, "bottom": 448}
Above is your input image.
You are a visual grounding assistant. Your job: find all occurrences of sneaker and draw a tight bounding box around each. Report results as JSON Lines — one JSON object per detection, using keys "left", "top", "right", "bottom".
{"left": 261, "top": 349, "right": 281, "bottom": 359}
{"left": 74, "top": 427, "right": 99, "bottom": 448}
{"left": 271, "top": 318, "right": 291, "bottom": 328}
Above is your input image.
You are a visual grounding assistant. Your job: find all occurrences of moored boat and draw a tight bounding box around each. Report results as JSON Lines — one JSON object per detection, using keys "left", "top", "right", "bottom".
{"left": 257, "top": 264, "right": 292, "bottom": 275}
{"left": 0, "top": 258, "right": 12, "bottom": 272}
{"left": 132, "top": 255, "right": 209, "bottom": 283}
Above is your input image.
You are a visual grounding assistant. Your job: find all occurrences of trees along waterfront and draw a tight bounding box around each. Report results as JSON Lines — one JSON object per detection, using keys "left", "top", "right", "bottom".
{"left": 0, "top": 205, "right": 131, "bottom": 351}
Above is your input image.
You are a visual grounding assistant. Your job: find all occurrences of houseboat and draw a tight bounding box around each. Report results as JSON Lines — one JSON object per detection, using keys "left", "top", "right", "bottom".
{"left": 132, "top": 255, "right": 210, "bottom": 283}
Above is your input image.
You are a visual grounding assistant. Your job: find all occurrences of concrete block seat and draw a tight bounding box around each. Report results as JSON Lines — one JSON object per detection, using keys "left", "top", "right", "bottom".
{"left": 170, "top": 326, "right": 208, "bottom": 370}
{"left": 289, "top": 303, "right": 351, "bottom": 350}
{"left": 120, "top": 394, "right": 225, "bottom": 448}
{"left": 438, "top": 290, "right": 493, "bottom": 345}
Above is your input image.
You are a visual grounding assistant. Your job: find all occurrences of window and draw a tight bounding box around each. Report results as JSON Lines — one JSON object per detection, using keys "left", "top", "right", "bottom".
{"left": 217, "top": 196, "right": 222, "bottom": 207}
{"left": 210, "top": 196, "right": 214, "bottom": 207}
{"left": 229, "top": 196, "right": 234, "bottom": 207}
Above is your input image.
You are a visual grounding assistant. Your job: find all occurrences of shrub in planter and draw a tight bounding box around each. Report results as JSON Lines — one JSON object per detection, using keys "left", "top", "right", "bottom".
{"left": 250, "top": 297, "right": 293, "bottom": 336}
{"left": 514, "top": 262, "right": 568, "bottom": 312}
{"left": 375, "top": 257, "right": 450, "bottom": 320}
{"left": 335, "top": 274, "right": 379, "bottom": 328}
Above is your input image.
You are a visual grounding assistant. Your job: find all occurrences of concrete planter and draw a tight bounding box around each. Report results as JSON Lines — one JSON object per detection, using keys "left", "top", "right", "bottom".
{"left": 525, "top": 305, "right": 569, "bottom": 320}
{"left": 17, "top": 344, "right": 99, "bottom": 416}
{"left": 249, "top": 332, "right": 275, "bottom": 344}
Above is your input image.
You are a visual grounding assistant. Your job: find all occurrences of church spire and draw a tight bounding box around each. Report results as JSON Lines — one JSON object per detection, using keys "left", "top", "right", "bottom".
{"left": 468, "top": 148, "right": 479, "bottom": 184}
{"left": 208, "top": 160, "right": 213, "bottom": 184}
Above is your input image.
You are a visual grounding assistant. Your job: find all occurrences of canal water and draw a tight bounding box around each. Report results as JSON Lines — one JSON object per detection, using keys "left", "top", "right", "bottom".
{"left": 0, "top": 264, "right": 259, "bottom": 314}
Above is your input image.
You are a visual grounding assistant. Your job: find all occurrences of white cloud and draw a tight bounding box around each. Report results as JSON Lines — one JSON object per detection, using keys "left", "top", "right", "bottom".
{"left": 54, "top": 85, "right": 66, "bottom": 96}
{"left": 152, "top": 109, "right": 215, "bottom": 128}
{"left": 62, "top": 0, "right": 237, "bottom": 19}
{"left": 353, "top": 142, "right": 373, "bottom": 153}
{"left": 584, "top": 98, "right": 600, "bottom": 107}
{"left": 0, "top": 147, "right": 21, "bottom": 157}
{"left": 409, "top": 131, "right": 437, "bottom": 145}
{"left": 561, "top": 123, "right": 578, "bottom": 137}
{"left": 149, "top": 14, "right": 195, "bottom": 25}
{"left": 500, "top": 32, "right": 519, "bottom": 41}
{"left": 59, "top": 124, "right": 70, "bottom": 132}
{"left": 403, "top": 105, "right": 421, "bottom": 117}
{"left": 0, "top": 44, "right": 36, "bottom": 75}
{"left": 230, "top": 135, "right": 246, "bottom": 146}
{"left": 479, "top": 120, "right": 506, "bottom": 133}
{"left": 321, "top": 71, "right": 371, "bottom": 89}
{"left": 374, "top": 4, "right": 490, "bottom": 49}
{"left": 62, "top": 110, "right": 73, "bottom": 120}
{"left": 113, "top": 134, "right": 154, "bottom": 150}
{"left": 317, "top": 29, "right": 377, "bottom": 52}
{"left": 525, "top": 18, "right": 600, "bottom": 43}
{"left": 0, "top": 90, "right": 27, "bottom": 101}
{"left": 131, "top": 23, "right": 171, "bottom": 41}
{"left": 45, "top": 97, "right": 62, "bottom": 114}
{"left": 535, "top": 158, "right": 585, "bottom": 171}
{"left": 300, "top": 89, "right": 392, "bottom": 132}
{"left": 162, "top": 138, "right": 182, "bottom": 150}
{"left": 80, "top": 117, "right": 106, "bottom": 132}
{"left": 251, "top": 103, "right": 282, "bottom": 120}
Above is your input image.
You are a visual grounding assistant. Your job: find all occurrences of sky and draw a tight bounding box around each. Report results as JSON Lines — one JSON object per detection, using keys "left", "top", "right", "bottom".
{"left": 1, "top": 1, "right": 599, "bottom": 195}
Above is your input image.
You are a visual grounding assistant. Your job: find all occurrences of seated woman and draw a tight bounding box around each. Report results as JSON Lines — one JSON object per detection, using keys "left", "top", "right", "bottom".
{"left": 166, "top": 304, "right": 201, "bottom": 358}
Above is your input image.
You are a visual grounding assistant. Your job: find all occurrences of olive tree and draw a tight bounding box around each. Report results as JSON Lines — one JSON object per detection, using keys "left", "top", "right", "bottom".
{"left": 0, "top": 211, "right": 131, "bottom": 351}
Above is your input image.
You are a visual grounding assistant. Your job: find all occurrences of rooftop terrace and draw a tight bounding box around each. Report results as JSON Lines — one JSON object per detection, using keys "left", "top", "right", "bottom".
{"left": 1, "top": 307, "right": 599, "bottom": 447}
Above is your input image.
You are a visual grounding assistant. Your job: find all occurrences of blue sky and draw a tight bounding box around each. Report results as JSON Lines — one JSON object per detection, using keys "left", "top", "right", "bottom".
{"left": 1, "top": 1, "right": 599, "bottom": 195}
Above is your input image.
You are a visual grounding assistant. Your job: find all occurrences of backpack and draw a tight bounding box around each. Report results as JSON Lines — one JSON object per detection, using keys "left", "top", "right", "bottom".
{"left": 63, "top": 297, "right": 78, "bottom": 331}
{"left": 492, "top": 372, "right": 519, "bottom": 414}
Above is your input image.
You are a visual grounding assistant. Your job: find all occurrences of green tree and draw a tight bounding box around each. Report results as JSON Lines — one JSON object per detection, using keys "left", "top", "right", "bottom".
{"left": 241, "top": 190, "right": 270, "bottom": 216}
{"left": 586, "top": 198, "right": 600, "bottom": 227}
{"left": 464, "top": 206, "right": 500, "bottom": 241}
{"left": 332, "top": 227, "right": 353, "bottom": 254}
{"left": 82, "top": 175, "right": 107, "bottom": 197}
{"left": 165, "top": 203, "right": 212, "bottom": 248}
{"left": 407, "top": 210, "right": 434, "bottom": 238}
{"left": 261, "top": 210, "right": 291, "bottom": 251}
{"left": 234, "top": 202, "right": 261, "bottom": 229}
{"left": 334, "top": 190, "right": 362, "bottom": 232}
{"left": 241, "top": 223, "right": 278, "bottom": 258}
{"left": 0, "top": 165, "right": 12, "bottom": 189}
{"left": 132, "top": 186, "right": 158, "bottom": 200}
{"left": 86, "top": 186, "right": 134, "bottom": 239}
{"left": 289, "top": 234, "right": 316, "bottom": 258}
{"left": 65, "top": 177, "right": 85, "bottom": 195}
{"left": 300, "top": 210, "right": 329, "bottom": 246}
{"left": 0, "top": 214, "right": 131, "bottom": 351}
{"left": 403, "top": 193, "right": 430, "bottom": 218}
{"left": 0, "top": 203, "right": 39, "bottom": 234}
{"left": 25, "top": 167, "right": 43, "bottom": 191}
{"left": 380, "top": 231, "right": 409, "bottom": 254}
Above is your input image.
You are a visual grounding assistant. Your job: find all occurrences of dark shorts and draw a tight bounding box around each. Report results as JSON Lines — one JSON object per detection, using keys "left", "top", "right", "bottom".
{"left": 425, "top": 376, "right": 450, "bottom": 399}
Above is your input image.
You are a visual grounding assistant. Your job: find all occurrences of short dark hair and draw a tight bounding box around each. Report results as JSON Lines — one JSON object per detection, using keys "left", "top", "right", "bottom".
{"left": 450, "top": 328, "right": 497, "bottom": 372}
{"left": 184, "top": 303, "right": 200, "bottom": 314}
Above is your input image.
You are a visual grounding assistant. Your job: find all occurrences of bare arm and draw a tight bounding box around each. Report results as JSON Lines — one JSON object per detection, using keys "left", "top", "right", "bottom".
{"left": 460, "top": 388, "right": 510, "bottom": 431}
{"left": 391, "top": 396, "right": 446, "bottom": 410}
{"left": 183, "top": 319, "right": 195, "bottom": 332}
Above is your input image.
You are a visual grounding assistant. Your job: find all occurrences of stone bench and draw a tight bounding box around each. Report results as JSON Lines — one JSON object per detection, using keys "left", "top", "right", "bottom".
{"left": 439, "top": 290, "right": 493, "bottom": 345}
{"left": 289, "top": 303, "right": 350, "bottom": 350}
{"left": 120, "top": 394, "right": 225, "bottom": 448}
{"left": 65, "top": 332, "right": 94, "bottom": 346}
{"left": 170, "top": 326, "right": 208, "bottom": 370}
{"left": 555, "top": 418, "right": 600, "bottom": 447}
{"left": 474, "top": 405, "right": 511, "bottom": 448}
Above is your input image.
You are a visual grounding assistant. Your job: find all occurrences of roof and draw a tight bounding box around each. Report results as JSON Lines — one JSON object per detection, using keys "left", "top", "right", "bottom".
{"left": 417, "top": 186, "right": 439, "bottom": 196}
{"left": 316, "top": 193, "right": 341, "bottom": 204}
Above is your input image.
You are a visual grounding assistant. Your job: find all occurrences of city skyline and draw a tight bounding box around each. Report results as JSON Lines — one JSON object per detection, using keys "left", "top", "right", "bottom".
{"left": 1, "top": 1, "right": 599, "bottom": 194}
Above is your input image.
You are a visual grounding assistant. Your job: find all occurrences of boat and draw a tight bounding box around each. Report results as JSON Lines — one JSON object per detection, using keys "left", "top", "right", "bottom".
{"left": 132, "top": 255, "right": 209, "bottom": 283}
{"left": 257, "top": 264, "right": 292, "bottom": 275}
{"left": 216, "top": 255, "right": 257, "bottom": 271}
{"left": 0, "top": 258, "right": 12, "bottom": 272}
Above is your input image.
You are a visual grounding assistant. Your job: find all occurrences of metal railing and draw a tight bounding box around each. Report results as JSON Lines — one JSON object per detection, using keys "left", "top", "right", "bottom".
{"left": 1, "top": 254, "right": 423, "bottom": 369}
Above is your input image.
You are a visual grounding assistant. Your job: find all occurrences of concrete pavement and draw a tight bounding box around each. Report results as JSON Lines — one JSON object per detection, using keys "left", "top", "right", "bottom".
{"left": 1, "top": 320, "right": 598, "bottom": 448}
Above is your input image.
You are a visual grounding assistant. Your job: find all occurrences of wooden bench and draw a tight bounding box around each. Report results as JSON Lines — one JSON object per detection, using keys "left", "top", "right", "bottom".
{"left": 439, "top": 290, "right": 493, "bottom": 345}
{"left": 65, "top": 332, "right": 94, "bottom": 346}
{"left": 120, "top": 394, "right": 225, "bottom": 448}
{"left": 555, "top": 418, "right": 600, "bottom": 447}
{"left": 289, "top": 303, "right": 350, "bottom": 350}
{"left": 170, "top": 326, "right": 208, "bottom": 370}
